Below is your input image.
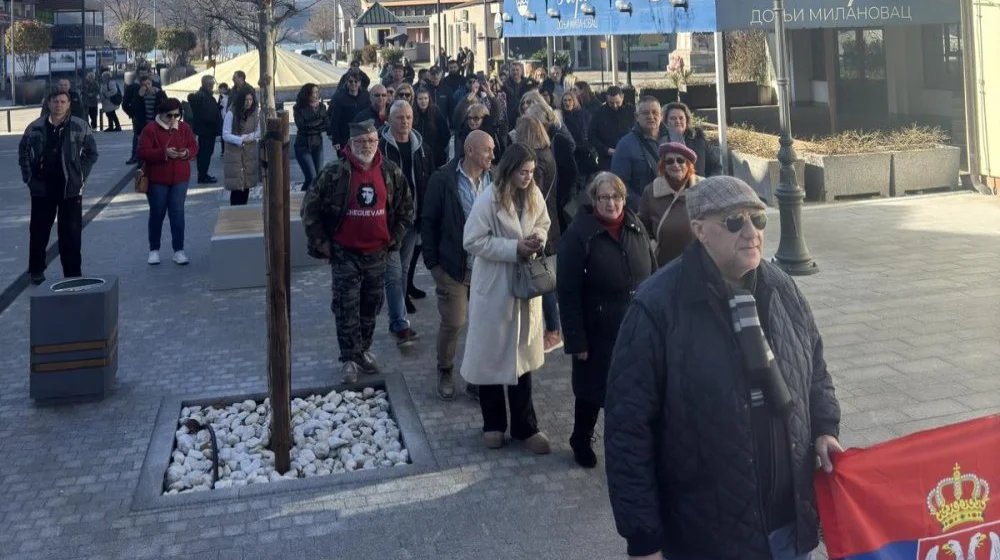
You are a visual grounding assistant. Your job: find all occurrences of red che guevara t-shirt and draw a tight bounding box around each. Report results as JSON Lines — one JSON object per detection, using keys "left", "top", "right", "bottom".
{"left": 331, "top": 148, "right": 391, "bottom": 254}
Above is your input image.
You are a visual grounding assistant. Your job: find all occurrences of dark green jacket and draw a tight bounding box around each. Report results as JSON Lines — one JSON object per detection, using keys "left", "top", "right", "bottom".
{"left": 301, "top": 154, "right": 414, "bottom": 259}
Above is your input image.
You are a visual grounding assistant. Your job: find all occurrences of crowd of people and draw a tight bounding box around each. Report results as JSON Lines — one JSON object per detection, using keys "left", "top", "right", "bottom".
{"left": 19, "top": 54, "right": 844, "bottom": 560}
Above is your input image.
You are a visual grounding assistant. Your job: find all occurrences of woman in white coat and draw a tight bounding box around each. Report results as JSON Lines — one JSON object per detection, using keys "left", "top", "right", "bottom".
{"left": 461, "top": 143, "right": 552, "bottom": 454}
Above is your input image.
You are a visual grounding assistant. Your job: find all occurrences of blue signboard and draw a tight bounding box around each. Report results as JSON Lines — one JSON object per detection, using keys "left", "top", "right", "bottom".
{"left": 501, "top": 0, "right": 959, "bottom": 37}
{"left": 502, "top": 0, "right": 719, "bottom": 37}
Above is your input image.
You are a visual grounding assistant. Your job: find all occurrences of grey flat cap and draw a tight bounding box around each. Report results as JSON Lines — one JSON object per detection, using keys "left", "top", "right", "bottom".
{"left": 685, "top": 175, "right": 766, "bottom": 220}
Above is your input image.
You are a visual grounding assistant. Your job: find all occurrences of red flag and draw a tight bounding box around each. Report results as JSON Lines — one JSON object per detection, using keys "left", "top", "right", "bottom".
{"left": 815, "top": 414, "right": 1000, "bottom": 560}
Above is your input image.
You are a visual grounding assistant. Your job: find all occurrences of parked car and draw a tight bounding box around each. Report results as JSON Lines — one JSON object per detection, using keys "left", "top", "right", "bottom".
{"left": 310, "top": 53, "right": 331, "bottom": 64}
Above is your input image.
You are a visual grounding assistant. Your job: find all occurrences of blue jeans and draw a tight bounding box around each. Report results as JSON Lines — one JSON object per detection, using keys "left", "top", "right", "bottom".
{"left": 294, "top": 143, "right": 324, "bottom": 191}
{"left": 542, "top": 291, "right": 561, "bottom": 332}
{"left": 383, "top": 228, "right": 419, "bottom": 333}
{"left": 147, "top": 182, "right": 188, "bottom": 251}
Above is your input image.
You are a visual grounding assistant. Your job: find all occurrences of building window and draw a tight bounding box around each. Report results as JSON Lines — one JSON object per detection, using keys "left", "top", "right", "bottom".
{"left": 922, "top": 23, "right": 962, "bottom": 89}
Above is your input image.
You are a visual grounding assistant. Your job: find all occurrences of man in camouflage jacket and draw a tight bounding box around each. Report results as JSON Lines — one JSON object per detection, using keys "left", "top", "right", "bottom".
{"left": 301, "top": 120, "right": 414, "bottom": 384}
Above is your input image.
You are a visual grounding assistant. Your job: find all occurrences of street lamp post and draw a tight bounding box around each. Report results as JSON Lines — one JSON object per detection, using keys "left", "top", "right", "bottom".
{"left": 770, "top": 0, "right": 817, "bottom": 275}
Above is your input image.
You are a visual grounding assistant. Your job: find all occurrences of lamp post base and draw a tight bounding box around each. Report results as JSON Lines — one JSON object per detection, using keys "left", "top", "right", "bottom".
{"left": 772, "top": 256, "right": 819, "bottom": 276}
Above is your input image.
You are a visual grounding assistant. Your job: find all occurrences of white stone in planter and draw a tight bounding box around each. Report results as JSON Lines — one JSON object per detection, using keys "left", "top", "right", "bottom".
{"left": 889, "top": 145, "right": 960, "bottom": 196}
{"left": 803, "top": 152, "right": 892, "bottom": 202}
{"left": 162, "top": 388, "right": 408, "bottom": 495}
{"left": 728, "top": 150, "right": 806, "bottom": 207}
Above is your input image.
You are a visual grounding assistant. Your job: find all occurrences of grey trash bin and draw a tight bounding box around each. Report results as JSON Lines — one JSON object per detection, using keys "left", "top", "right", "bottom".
{"left": 30, "top": 276, "right": 119, "bottom": 403}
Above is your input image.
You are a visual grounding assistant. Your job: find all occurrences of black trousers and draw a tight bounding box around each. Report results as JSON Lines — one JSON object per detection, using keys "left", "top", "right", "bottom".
{"left": 29, "top": 195, "right": 83, "bottom": 277}
{"left": 229, "top": 189, "right": 250, "bottom": 206}
{"left": 104, "top": 110, "right": 121, "bottom": 130}
{"left": 330, "top": 247, "right": 387, "bottom": 363}
{"left": 479, "top": 372, "right": 538, "bottom": 440}
{"left": 87, "top": 107, "right": 98, "bottom": 130}
{"left": 571, "top": 398, "right": 602, "bottom": 442}
{"left": 196, "top": 133, "right": 216, "bottom": 179}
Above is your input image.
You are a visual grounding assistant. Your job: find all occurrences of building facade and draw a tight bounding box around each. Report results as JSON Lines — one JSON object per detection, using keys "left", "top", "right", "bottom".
{"left": 967, "top": 0, "right": 998, "bottom": 191}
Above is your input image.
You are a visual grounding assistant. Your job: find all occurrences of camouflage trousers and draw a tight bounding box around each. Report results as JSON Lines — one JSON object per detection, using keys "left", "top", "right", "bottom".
{"left": 330, "top": 245, "right": 388, "bottom": 363}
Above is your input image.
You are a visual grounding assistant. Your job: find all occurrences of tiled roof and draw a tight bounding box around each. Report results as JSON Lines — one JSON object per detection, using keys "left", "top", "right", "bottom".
{"left": 356, "top": 2, "right": 402, "bottom": 26}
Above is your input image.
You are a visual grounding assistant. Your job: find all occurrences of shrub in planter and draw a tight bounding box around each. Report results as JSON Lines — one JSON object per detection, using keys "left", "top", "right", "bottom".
{"left": 378, "top": 47, "right": 404, "bottom": 65}
{"left": 882, "top": 126, "right": 957, "bottom": 195}
{"left": 711, "top": 125, "right": 808, "bottom": 206}
{"left": 361, "top": 44, "right": 378, "bottom": 65}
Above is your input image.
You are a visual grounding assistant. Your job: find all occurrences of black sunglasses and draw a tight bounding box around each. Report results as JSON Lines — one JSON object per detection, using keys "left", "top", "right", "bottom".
{"left": 164, "top": 112, "right": 181, "bottom": 119}
{"left": 722, "top": 212, "right": 767, "bottom": 233}
{"left": 399, "top": 93, "right": 412, "bottom": 98}
{"left": 663, "top": 157, "right": 687, "bottom": 166}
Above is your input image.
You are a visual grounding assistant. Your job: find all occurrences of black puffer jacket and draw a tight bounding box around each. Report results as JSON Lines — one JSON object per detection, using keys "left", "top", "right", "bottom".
{"left": 557, "top": 206, "right": 655, "bottom": 406}
{"left": 327, "top": 88, "right": 370, "bottom": 148}
{"left": 604, "top": 242, "right": 841, "bottom": 560}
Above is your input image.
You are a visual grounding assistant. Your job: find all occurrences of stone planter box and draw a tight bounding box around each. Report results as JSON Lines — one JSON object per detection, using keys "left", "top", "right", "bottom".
{"left": 890, "top": 145, "right": 960, "bottom": 196}
{"left": 680, "top": 84, "right": 716, "bottom": 109}
{"left": 803, "top": 152, "right": 892, "bottom": 202}
{"left": 640, "top": 87, "right": 681, "bottom": 106}
{"left": 15, "top": 79, "right": 47, "bottom": 106}
{"left": 729, "top": 150, "right": 805, "bottom": 207}
{"left": 30, "top": 276, "right": 119, "bottom": 403}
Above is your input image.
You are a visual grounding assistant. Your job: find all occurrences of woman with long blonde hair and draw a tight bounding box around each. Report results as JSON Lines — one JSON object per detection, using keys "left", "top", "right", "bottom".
{"left": 461, "top": 143, "right": 551, "bottom": 454}
{"left": 514, "top": 117, "right": 563, "bottom": 352}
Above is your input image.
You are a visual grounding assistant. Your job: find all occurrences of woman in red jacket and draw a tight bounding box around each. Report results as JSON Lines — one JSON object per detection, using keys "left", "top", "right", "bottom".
{"left": 138, "top": 98, "right": 198, "bottom": 265}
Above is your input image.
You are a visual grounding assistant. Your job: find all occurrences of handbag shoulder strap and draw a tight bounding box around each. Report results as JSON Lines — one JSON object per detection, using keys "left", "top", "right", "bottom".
{"left": 635, "top": 131, "right": 660, "bottom": 175}
{"left": 654, "top": 192, "right": 682, "bottom": 241}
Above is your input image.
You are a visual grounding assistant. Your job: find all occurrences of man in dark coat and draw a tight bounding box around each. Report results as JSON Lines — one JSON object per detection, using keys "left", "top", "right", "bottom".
{"left": 441, "top": 59, "right": 466, "bottom": 94}
{"left": 663, "top": 101, "right": 723, "bottom": 177}
{"left": 123, "top": 74, "right": 167, "bottom": 165}
{"left": 421, "top": 67, "right": 454, "bottom": 127}
{"left": 20, "top": 90, "right": 99, "bottom": 285}
{"left": 557, "top": 173, "right": 655, "bottom": 468}
{"left": 588, "top": 86, "right": 633, "bottom": 172}
{"left": 187, "top": 75, "right": 222, "bottom": 184}
{"left": 337, "top": 60, "right": 371, "bottom": 91}
{"left": 328, "top": 71, "right": 370, "bottom": 153}
{"left": 604, "top": 176, "right": 842, "bottom": 560}
{"left": 40, "top": 78, "right": 86, "bottom": 121}
{"left": 610, "top": 96, "right": 669, "bottom": 211}
{"left": 421, "top": 130, "right": 494, "bottom": 401}
{"left": 502, "top": 62, "right": 537, "bottom": 129}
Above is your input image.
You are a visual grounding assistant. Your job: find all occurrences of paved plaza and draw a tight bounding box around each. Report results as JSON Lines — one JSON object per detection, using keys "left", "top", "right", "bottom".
{"left": 0, "top": 136, "right": 999, "bottom": 559}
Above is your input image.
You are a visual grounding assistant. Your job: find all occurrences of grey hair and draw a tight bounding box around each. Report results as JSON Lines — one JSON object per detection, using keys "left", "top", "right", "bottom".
{"left": 388, "top": 99, "right": 411, "bottom": 117}
{"left": 586, "top": 171, "right": 627, "bottom": 202}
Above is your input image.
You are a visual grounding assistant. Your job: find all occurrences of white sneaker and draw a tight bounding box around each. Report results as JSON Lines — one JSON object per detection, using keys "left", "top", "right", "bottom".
{"left": 147, "top": 250, "right": 161, "bottom": 265}
{"left": 172, "top": 251, "right": 189, "bottom": 265}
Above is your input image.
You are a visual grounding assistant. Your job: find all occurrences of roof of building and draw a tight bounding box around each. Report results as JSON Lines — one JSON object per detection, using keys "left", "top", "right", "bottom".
{"left": 356, "top": 2, "right": 402, "bottom": 26}
{"left": 397, "top": 15, "right": 430, "bottom": 25}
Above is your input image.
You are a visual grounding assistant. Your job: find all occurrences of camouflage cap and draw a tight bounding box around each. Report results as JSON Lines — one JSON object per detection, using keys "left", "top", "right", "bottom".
{"left": 349, "top": 119, "right": 378, "bottom": 138}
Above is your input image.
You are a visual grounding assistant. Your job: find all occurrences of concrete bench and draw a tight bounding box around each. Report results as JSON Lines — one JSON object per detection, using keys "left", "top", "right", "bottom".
{"left": 210, "top": 193, "right": 321, "bottom": 291}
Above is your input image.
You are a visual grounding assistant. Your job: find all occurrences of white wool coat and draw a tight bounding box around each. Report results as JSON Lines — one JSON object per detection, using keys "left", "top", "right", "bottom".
{"left": 460, "top": 184, "right": 551, "bottom": 386}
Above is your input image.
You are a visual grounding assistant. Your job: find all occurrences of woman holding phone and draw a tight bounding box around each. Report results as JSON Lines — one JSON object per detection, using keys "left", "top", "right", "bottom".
{"left": 138, "top": 98, "right": 199, "bottom": 265}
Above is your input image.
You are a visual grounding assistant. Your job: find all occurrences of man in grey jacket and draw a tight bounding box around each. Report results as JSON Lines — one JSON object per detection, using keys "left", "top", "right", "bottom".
{"left": 378, "top": 101, "right": 433, "bottom": 349}
{"left": 19, "top": 90, "right": 100, "bottom": 285}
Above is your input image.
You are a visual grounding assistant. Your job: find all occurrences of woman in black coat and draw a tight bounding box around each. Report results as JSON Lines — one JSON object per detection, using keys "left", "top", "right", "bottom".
{"left": 557, "top": 172, "right": 656, "bottom": 468}
{"left": 413, "top": 87, "right": 450, "bottom": 168}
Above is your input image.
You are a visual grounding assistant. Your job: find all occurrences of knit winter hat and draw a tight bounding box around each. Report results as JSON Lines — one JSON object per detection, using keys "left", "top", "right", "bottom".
{"left": 685, "top": 176, "right": 766, "bottom": 220}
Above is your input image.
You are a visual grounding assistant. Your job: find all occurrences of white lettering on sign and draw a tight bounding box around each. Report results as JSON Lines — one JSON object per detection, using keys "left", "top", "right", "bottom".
{"left": 752, "top": 2, "right": 916, "bottom": 25}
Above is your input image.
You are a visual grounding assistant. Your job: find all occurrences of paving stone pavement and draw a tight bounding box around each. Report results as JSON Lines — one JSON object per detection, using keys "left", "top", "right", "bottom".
{"left": 1, "top": 143, "right": 999, "bottom": 559}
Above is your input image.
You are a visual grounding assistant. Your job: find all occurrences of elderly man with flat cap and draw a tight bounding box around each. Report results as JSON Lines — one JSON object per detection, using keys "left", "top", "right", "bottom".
{"left": 302, "top": 120, "right": 414, "bottom": 384}
{"left": 604, "top": 175, "right": 842, "bottom": 560}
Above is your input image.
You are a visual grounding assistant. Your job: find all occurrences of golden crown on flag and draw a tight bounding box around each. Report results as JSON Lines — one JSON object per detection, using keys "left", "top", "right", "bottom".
{"left": 926, "top": 463, "right": 990, "bottom": 532}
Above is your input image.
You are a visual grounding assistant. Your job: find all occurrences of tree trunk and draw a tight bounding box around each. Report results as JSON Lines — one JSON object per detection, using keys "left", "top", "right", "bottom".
{"left": 256, "top": 5, "right": 278, "bottom": 119}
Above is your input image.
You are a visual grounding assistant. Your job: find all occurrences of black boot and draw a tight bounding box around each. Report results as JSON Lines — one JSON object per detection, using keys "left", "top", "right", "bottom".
{"left": 405, "top": 295, "right": 416, "bottom": 314}
{"left": 570, "top": 400, "right": 600, "bottom": 468}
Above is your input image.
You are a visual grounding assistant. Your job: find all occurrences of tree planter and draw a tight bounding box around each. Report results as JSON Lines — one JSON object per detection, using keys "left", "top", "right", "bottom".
{"left": 729, "top": 150, "right": 805, "bottom": 207}
{"left": 680, "top": 84, "right": 716, "bottom": 109}
{"left": 14, "top": 79, "right": 47, "bottom": 105}
{"left": 640, "top": 87, "right": 680, "bottom": 106}
{"left": 889, "top": 145, "right": 960, "bottom": 196}
{"left": 802, "top": 152, "right": 892, "bottom": 202}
